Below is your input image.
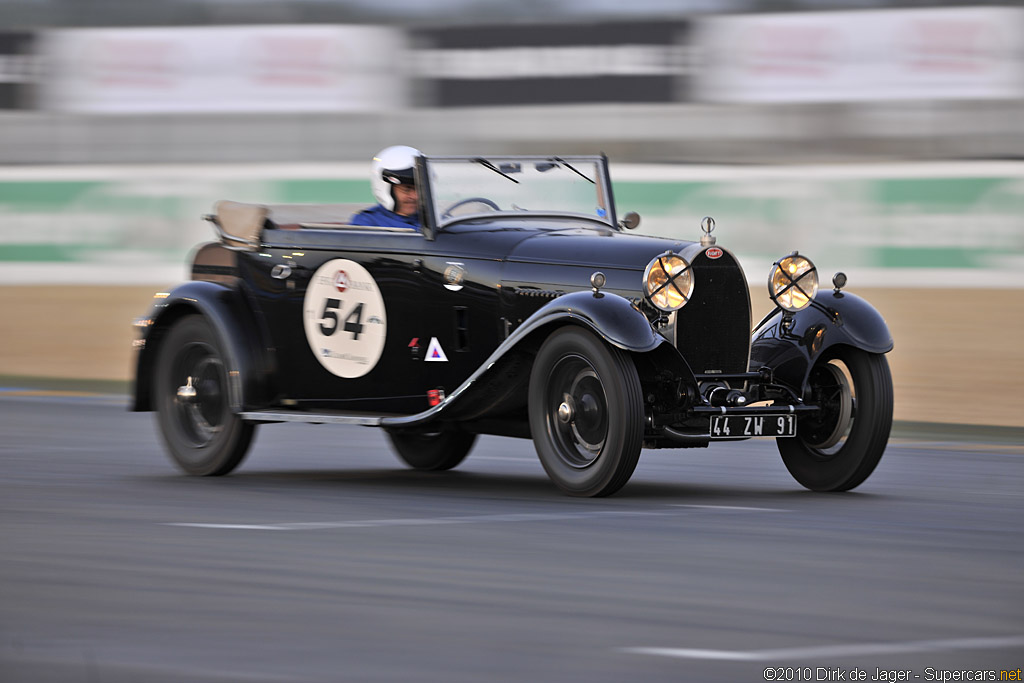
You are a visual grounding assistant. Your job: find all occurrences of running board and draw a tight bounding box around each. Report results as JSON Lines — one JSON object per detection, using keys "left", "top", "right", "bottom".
{"left": 239, "top": 410, "right": 384, "bottom": 426}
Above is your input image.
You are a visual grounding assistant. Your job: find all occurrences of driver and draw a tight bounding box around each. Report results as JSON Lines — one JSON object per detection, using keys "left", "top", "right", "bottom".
{"left": 349, "top": 145, "right": 422, "bottom": 230}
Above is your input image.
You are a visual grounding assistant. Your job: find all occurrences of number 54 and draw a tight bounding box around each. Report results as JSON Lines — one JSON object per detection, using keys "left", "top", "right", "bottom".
{"left": 319, "top": 298, "right": 364, "bottom": 340}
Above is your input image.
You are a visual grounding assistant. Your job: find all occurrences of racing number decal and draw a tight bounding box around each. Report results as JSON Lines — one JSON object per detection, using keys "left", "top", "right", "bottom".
{"left": 318, "top": 300, "right": 364, "bottom": 339}
{"left": 303, "top": 259, "right": 386, "bottom": 378}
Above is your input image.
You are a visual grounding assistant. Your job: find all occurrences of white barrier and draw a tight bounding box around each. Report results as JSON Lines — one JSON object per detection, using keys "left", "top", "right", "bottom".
{"left": 694, "top": 7, "right": 1024, "bottom": 103}
{"left": 38, "top": 26, "right": 408, "bottom": 113}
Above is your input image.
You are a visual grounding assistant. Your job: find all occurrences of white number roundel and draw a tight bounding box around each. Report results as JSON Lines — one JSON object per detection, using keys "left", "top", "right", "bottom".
{"left": 303, "top": 259, "right": 387, "bottom": 378}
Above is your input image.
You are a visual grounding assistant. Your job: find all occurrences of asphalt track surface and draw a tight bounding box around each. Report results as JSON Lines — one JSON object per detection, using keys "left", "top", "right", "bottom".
{"left": 2, "top": 393, "right": 1022, "bottom": 683}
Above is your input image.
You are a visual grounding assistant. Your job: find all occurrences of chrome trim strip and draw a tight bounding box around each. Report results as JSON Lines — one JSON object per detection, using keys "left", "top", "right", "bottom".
{"left": 240, "top": 411, "right": 382, "bottom": 426}
{"left": 236, "top": 310, "right": 612, "bottom": 430}
{"left": 381, "top": 300, "right": 664, "bottom": 430}
{"left": 297, "top": 223, "right": 417, "bottom": 232}
{"left": 235, "top": 294, "right": 664, "bottom": 431}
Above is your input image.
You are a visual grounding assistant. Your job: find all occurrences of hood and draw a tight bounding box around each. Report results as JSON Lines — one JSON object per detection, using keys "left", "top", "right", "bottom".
{"left": 506, "top": 226, "right": 693, "bottom": 271}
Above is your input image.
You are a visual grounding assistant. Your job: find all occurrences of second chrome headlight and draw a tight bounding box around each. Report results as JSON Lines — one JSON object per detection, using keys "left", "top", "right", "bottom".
{"left": 643, "top": 252, "right": 694, "bottom": 311}
{"left": 769, "top": 253, "right": 818, "bottom": 312}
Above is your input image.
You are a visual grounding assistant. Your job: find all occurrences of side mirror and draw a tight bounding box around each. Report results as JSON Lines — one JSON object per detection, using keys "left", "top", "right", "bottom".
{"left": 619, "top": 211, "right": 640, "bottom": 230}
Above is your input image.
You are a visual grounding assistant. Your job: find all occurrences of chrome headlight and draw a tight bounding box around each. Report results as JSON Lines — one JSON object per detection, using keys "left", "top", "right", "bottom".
{"left": 769, "top": 253, "right": 818, "bottom": 312}
{"left": 643, "top": 252, "right": 694, "bottom": 312}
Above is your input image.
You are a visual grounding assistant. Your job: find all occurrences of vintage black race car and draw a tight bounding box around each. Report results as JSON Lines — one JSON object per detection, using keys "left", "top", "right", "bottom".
{"left": 131, "top": 154, "right": 893, "bottom": 497}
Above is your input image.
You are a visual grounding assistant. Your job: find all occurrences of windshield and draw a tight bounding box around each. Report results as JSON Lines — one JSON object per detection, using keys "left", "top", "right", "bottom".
{"left": 423, "top": 156, "right": 614, "bottom": 229}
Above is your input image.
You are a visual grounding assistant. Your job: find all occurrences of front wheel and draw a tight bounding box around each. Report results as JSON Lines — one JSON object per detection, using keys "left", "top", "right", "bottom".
{"left": 528, "top": 327, "right": 644, "bottom": 497}
{"left": 385, "top": 428, "right": 476, "bottom": 471}
{"left": 778, "top": 347, "right": 893, "bottom": 492}
{"left": 153, "top": 314, "right": 255, "bottom": 476}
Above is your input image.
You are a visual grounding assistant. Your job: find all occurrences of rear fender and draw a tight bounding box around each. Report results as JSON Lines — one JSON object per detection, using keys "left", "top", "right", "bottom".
{"left": 131, "top": 281, "right": 272, "bottom": 412}
{"left": 750, "top": 290, "right": 893, "bottom": 393}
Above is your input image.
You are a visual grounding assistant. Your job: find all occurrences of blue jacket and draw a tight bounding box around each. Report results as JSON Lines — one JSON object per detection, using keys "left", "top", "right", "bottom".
{"left": 349, "top": 205, "right": 421, "bottom": 230}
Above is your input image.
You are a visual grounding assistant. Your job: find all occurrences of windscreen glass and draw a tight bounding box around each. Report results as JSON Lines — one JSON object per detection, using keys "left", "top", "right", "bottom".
{"left": 425, "top": 157, "right": 612, "bottom": 228}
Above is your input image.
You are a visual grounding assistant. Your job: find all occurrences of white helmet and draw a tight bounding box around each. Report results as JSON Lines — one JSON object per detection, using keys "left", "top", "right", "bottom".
{"left": 370, "top": 145, "right": 421, "bottom": 211}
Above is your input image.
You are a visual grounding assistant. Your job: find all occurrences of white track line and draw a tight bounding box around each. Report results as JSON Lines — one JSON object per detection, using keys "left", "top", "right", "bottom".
{"left": 166, "top": 510, "right": 674, "bottom": 531}
{"left": 164, "top": 505, "right": 789, "bottom": 531}
{"left": 622, "top": 635, "right": 1024, "bottom": 661}
{"left": 672, "top": 504, "right": 791, "bottom": 512}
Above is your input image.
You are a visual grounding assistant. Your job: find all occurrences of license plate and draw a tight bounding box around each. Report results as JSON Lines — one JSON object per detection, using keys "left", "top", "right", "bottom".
{"left": 709, "top": 414, "right": 797, "bottom": 439}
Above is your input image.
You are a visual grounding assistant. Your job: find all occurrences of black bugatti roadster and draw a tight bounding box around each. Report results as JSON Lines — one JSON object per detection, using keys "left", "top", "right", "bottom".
{"left": 132, "top": 154, "right": 893, "bottom": 496}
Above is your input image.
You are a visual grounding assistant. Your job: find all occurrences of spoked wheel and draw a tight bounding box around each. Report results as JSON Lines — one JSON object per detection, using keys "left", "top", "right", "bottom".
{"left": 154, "top": 315, "right": 255, "bottom": 476}
{"left": 384, "top": 428, "right": 477, "bottom": 471}
{"left": 778, "top": 346, "right": 893, "bottom": 492}
{"left": 528, "top": 327, "right": 644, "bottom": 497}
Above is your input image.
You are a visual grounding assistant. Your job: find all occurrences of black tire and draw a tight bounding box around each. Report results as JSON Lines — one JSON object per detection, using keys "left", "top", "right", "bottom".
{"left": 153, "top": 314, "right": 255, "bottom": 476}
{"left": 385, "top": 429, "right": 477, "bottom": 471}
{"left": 528, "top": 327, "right": 644, "bottom": 497}
{"left": 778, "top": 347, "right": 893, "bottom": 492}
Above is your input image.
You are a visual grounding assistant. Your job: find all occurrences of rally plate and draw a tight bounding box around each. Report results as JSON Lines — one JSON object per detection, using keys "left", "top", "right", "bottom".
{"left": 709, "top": 414, "right": 797, "bottom": 439}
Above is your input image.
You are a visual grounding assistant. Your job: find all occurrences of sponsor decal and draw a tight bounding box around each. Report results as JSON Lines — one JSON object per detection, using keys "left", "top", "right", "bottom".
{"left": 425, "top": 337, "right": 448, "bottom": 362}
{"left": 303, "top": 259, "right": 387, "bottom": 378}
{"left": 706, "top": 247, "right": 723, "bottom": 259}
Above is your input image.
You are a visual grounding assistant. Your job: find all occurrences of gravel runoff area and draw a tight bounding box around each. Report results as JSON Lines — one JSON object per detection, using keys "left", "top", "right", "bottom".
{"left": 0, "top": 285, "right": 1021, "bottom": 429}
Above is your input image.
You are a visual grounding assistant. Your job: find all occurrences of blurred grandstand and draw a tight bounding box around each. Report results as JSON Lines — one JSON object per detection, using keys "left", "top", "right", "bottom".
{"left": 0, "top": 0, "right": 1021, "bottom": 164}
{"left": 0, "top": 0, "right": 1004, "bottom": 27}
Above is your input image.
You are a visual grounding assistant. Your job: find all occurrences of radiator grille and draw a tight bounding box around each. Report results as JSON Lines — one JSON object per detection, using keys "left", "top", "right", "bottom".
{"left": 673, "top": 250, "right": 751, "bottom": 377}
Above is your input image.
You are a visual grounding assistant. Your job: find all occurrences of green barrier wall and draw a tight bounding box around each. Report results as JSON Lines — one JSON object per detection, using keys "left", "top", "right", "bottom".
{"left": 2, "top": 163, "right": 1023, "bottom": 286}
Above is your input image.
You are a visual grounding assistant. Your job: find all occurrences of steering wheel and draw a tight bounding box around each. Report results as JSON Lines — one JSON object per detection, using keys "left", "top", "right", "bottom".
{"left": 441, "top": 197, "right": 500, "bottom": 219}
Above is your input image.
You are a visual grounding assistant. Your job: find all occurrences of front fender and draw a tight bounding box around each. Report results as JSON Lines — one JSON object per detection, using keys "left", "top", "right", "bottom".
{"left": 131, "top": 280, "right": 272, "bottom": 412}
{"left": 750, "top": 290, "right": 893, "bottom": 393}
{"left": 528, "top": 290, "right": 665, "bottom": 353}
{"left": 383, "top": 290, "right": 670, "bottom": 429}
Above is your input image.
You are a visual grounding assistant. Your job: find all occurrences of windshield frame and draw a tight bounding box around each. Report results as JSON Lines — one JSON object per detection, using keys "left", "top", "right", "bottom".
{"left": 415, "top": 154, "right": 618, "bottom": 241}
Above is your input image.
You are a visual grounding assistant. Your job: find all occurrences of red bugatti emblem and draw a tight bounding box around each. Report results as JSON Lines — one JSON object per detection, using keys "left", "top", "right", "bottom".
{"left": 706, "top": 247, "right": 723, "bottom": 259}
{"left": 333, "top": 270, "right": 349, "bottom": 292}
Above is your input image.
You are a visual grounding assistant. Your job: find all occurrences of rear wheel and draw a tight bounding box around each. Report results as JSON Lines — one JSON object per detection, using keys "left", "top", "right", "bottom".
{"left": 778, "top": 347, "right": 892, "bottom": 492}
{"left": 528, "top": 327, "right": 644, "bottom": 497}
{"left": 153, "top": 315, "right": 255, "bottom": 476}
{"left": 385, "top": 429, "right": 476, "bottom": 471}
